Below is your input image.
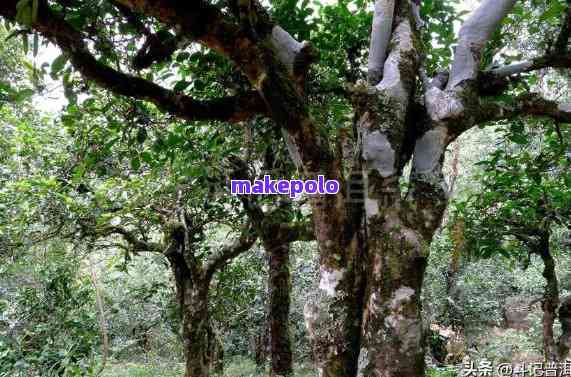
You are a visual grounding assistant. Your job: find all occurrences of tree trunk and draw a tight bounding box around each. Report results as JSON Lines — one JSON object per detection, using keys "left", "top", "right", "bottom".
{"left": 304, "top": 212, "right": 366, "bottom": 377}
{"left": 254, "top": 328, "right": 268, "bottom": 369}
{"left": 167, "top": 233, "right": 211, "bottom": 377}
{"left": 355, "top": 6, "right": 432, "bottom": 375}
{"left": 538, "top": 233, "right": 559, "bottom": 361}
{"left": 265, "top": 240, "right": 294, "bottom": 376}
{"left": 446, "top": 219, "right": 465, "bottom": 329}
{"left": 359, "top": 208, "right": 429, "bottom": 377}
{"left": 558, "top": 295, "right": 571, "bottom": 360}
{"left": 181, "top": 286, "right": 211, "bottom": 377}
{"left": 207, "top": 324, "right": 224, "bottom": 375}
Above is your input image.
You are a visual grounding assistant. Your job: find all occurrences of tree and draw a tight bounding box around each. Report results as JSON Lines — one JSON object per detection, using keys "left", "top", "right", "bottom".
{"left": 229, "top": 156, "right": 314, "bottom": 376}
{"left": 0, "top": 0, "right": 570, "bottom": 376}
{"left": 458, "top": 119, "right": 570, "bottom": 360}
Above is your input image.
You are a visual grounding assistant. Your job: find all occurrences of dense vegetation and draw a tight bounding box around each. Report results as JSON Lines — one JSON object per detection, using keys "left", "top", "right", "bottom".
{"left": 0, "top": 0, "right": 570, "bottom": 376}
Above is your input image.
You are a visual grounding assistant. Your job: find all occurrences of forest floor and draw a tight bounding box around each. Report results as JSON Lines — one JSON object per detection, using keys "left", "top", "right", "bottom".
{"left": 101, "top": 357, "right": 316, "bottom": 377}
{"left": 101, "top": 359, "right": 456, "bottom": 377}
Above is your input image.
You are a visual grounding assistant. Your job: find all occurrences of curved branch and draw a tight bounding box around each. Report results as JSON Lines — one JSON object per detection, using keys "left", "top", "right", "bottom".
{"left": 0, "top": 0, "right": 266, "bottom": 123}
{"left": 482, "top": 2, "right": 571, "bottom": 80}
{"left": 99, "top": 226, "right": 163, "bottom": 253}
{"left": 204, "top": 224, "right": 257, "bottom": 280}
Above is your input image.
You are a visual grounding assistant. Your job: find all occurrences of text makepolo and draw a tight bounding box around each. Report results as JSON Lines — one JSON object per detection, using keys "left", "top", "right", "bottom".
{"left": 230, "top": 175, "right": 340, "bottom": 198}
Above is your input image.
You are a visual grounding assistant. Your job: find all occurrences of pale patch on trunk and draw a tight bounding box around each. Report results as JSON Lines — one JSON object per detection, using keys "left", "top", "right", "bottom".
{"left": 384, "top": 286, "right": 423, "bottom": 354}
{"left": 400, "top": 228, "right": 424, "bottom": 256}
{"left": 303, "top": 301, "right": 319, "bottom": 331}
{"left": 356, "top": 347, "right": 369, "bottom": 377}
{"left": 412, "top": 127, "right": 448, "bottom": 175}
{"left": 390, "top": 286, "right": 415, "bottom": 310}
{"left": 271, "top": 26, "right": 303, "bottom": 75}
{"left": 281, "top": 128, "right": 303, "bottom": 169}
{"left": 254, "top": 72, "right": 267, "bottom": 90}
{"left": 368, "top": 292, "right": 382, "bottom": 313}
{"left": 319, "top": 268, "right": 345, "bottom": 297}
{"left": 385, "top": 287, "right": 415, "bottom": 330}
{"left": 363, "top": 130, "right": 395, "bottom": 178}
{"left": 425, "top": 87, "right": 464, "bottom": 122}
{"left": 365, "top": 198, "right": 380, "bottom": 219}
{"left": 411, "top": 1, "right": 424, "bottom": 28}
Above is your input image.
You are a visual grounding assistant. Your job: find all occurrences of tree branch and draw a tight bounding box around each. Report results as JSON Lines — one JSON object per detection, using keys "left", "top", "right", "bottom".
{"left": 486, "top": 52, "right": 571, "bottom": 79}
{"left": 99, "top": 226, "right": 163, "bottom": 253}
{"left": 204, "top": 224, "right": 257, "bottom": 280}
{"left": 367, "top": 0, "right": 395, "bottom": 85}
{"left": 0, "top": 0, "right": 266, "bottom": 123}
{"left": 482, "top": 2, "right": 571, "bottom": 80}
{"left": 479, "top": 93, "right": 571, "bottom": 124}
{"left": 447, "top": 0, "right": 517, "bottom": 89}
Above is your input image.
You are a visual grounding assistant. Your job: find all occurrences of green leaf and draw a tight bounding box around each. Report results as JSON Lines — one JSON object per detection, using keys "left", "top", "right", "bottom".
{"left": 509, "top": 134, "right": 528, "bottom": 145}
{"left": 176, "top": 52, "right": 190, "bottom": 62}
{"left": 173, "top": 80, "right": 191, "bottom": 92}
{"left": 539, "top": 2, "right": 564, "bottom": 22}
{"left": 16, "top": 0, "right": 33, "bottom": 26}
{"left": 51, "top": 54, "right": 68, "bottom": 76}
{"left": 130, "top": 157, "right": 141, "bottom": 171}
{"left": 140, "top": 151, "right": 153, "bottom": 164}
{"left": 136, "top": 128, "right": 147, "bottom": 144}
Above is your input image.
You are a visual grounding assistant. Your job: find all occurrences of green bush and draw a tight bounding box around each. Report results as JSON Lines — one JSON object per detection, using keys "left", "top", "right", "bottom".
{"left": 0, "top": 246, "right": 99, "bottom": 376}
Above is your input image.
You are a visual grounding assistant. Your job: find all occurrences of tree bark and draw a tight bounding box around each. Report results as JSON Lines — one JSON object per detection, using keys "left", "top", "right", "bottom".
{"left": 207, "top": 323, "right": 224, "bottom": 375}
{"left": 558, "top": 296, "right": 571, "bottom": 360}
{"left": 167, "top": 243, "right": 211, "bottom": 377}
{"left": 265, "top": 240, "right": 294, "bottom": 377}
{"left": 164, "top": 219, "right": 256, "bottom": 377}
{"left": 254, "top": 327, "right": 268, "bottom": 369}
{"left": 446, "top": 219, "right": 465, "bottom": 329}
{"left": 359, "top": 227, "right": 429, "bottom": 376}
{"left": 356, "top": 4, "right": 430, "bottom": 375}
{"left": 537, "top": 232, "right": 559, "bottom": 361}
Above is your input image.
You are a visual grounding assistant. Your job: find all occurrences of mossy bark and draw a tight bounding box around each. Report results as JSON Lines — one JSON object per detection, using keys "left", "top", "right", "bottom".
{"left": 266, "top": 240, "right": 294, "bottom": 377}
{"left": 359, "top": 182, "right": 430, "bottom": 377}
{"left": 538, "top": 233, "right": 559, "bottom": 361}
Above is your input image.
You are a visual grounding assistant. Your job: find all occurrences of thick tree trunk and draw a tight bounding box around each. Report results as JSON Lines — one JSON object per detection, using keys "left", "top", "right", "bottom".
{"left": 304, "top": 211, "right": 366, "bottom": 377}
{"left": 356, "top": 5, "right": 431, "bottom": 375}
{"left": 359, "top": 206, "right": 429, "bottom": 377}
{"left": 265, "top": 240, "right": 294, "bottom": 377}
{"left": 538, "top": 233, "right": 559, "bottom": 361}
